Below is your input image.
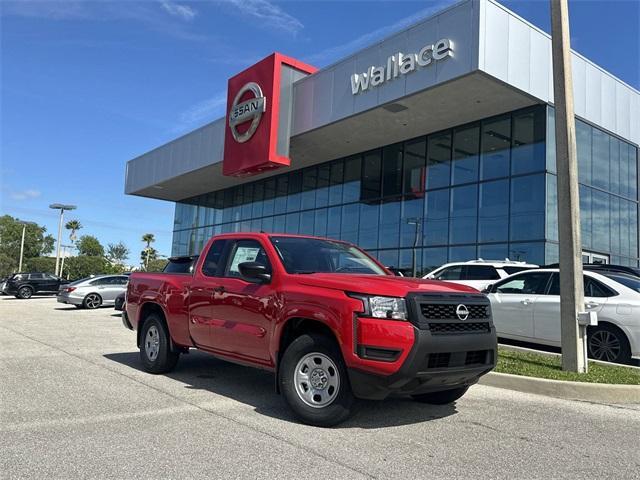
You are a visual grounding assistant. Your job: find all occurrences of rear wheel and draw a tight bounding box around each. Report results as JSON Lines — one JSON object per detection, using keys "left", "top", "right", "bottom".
{"left": 16, "top": 286, "right": 33, "bottom": 299}
{"left": 412, "top": 386, "right": 469, "bottom": 405}
{"left": 588, "top": 324, "right": 631, "bottom": 364}
{"left": 83, "top": 293, "right": 102, "bottom": 309}
{"left": 279, "top": 333, "right": 354, "bottom": 427}
{"left": 139, "top": 314, "right": 179, "bottom": 374}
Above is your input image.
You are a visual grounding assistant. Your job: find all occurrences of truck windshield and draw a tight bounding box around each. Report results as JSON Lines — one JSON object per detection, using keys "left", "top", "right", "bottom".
{"left": 270, "top": 236, "right": 387, "bottom": 275}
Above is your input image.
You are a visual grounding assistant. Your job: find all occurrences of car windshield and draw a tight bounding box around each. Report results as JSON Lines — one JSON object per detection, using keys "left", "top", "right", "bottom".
{"left": 603, "top": 273, "right": 640, "bottom": 294}
{"left": 270, "top": 236, "right": 387, "bottom": 275}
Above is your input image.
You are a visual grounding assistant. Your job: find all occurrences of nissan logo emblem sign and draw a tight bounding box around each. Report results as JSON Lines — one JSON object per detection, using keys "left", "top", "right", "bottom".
{"left": 456, "top": 304, "right": 469, "bottom": 321}
{"left": 229, "top": 82, "right": 266, "bottom": 143}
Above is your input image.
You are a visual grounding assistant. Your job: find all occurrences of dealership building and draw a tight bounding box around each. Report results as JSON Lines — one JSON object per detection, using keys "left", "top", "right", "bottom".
{"left": 125, "top": 0, "right": 639, "bottom": 273}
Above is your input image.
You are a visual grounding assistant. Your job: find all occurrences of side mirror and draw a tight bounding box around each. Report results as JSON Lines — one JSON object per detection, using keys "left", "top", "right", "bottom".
{"left": 238, "top": 262, "right": 271, "bottom": 283}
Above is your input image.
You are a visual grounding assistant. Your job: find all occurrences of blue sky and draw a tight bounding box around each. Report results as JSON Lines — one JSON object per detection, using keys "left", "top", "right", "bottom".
{"left": 1, "top": 0, "right": 638, "bottom": 262}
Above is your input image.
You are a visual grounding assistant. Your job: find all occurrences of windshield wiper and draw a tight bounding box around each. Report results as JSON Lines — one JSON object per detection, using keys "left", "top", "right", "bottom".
{"left": 294, "top": 270, "right": 318, "bottom": 274}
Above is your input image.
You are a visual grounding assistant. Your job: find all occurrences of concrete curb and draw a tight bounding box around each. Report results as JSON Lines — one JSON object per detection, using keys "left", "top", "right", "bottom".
{"left": 479, "top": 371, "right": 640, "bottom": 404}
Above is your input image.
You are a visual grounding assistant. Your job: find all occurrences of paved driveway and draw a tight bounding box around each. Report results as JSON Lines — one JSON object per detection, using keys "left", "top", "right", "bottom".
{"left": 1, "top": 296, "right": 638, "bottom": 479}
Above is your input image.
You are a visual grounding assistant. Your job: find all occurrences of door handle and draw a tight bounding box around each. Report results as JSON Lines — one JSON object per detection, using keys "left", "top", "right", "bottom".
{"left": 213, "top": 286, "right": 225, "bottom": 294}
{"left": 520, "top": 299, "right": 531, "bottom": 306}
{"left": 586, "top": 302, "right": 599, "bottom": 309}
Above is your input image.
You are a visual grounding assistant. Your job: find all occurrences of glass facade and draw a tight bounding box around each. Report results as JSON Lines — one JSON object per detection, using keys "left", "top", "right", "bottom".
{"left": 173, "top": 105, "right": 639, "bottom": 273}
{"left": 546, "top": 108, "right": 639, "bottom": 266}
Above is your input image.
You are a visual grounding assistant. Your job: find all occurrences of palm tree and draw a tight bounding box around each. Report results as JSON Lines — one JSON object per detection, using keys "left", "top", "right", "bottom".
{"left": 141, "top": 233, "right": 155, "bottom": 269}
{"left": 65, "top": 220, "right": 82, "bottom": 243}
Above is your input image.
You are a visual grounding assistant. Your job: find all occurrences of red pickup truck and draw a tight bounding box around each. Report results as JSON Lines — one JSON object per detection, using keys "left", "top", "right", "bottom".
{"left": 124, "top": 233, "right": 496, "bottom": 426}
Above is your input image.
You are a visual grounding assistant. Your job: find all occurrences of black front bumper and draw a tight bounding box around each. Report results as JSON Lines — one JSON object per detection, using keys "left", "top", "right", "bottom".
{"left": 348, "top": 292, "right": 497, "bottom": 400}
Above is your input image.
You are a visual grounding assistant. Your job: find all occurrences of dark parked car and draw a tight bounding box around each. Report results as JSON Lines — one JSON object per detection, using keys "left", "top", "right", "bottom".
{"left": 5, "top": 273, "right": 69, "bottom": 299}
{"left": 545, "top": 263, "right": 640, "bottom": 278}
{"left": 114, "top": 292, "right": 125, "bottom": 311}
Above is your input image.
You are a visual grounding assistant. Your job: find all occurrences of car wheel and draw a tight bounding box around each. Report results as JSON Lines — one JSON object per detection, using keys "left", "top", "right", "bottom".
{"left": 139, "top": 314, "right": 179, "bottom": 374}
{"left": 83, "top": 293, "right": 102, "bottom": 309}
{"left": 588, "top": 324, "right": 631, "bottom": 364}
{"left": 411, "top": 386, "right": 469, "bottom": 405}
{"left": 17, "top": 286, "right": 33, "bottom": 299}
{"left": 279, "top": 333, "right": 354, "bottom": 427}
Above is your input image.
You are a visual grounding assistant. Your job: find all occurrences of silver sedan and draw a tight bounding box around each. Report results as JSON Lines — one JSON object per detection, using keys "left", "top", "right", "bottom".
{"left": 57, "top": 275, "right": 128, "bottom": 309}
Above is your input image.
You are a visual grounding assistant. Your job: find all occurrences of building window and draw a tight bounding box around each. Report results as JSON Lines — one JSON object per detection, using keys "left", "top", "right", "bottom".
{"left": 512, "top": 108, "right": 545, "bottom": 175}
{"left": 452, "top": 124, "right": 480, "bottom": 185}
{"left": 481, "top": 116, "right": 511, "bottom": 180}
{"left": 426, "top": 132, "right": 451, "bottom": 190}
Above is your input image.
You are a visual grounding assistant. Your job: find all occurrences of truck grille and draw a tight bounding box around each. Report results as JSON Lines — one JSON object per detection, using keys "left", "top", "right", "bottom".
{"left": 420, "top": 304, "right": 489, "bottom": 320}
{"left": 428, "top": 322, "right": 491, "bottom": 335}
{"left": 408, "top": 292, "right": 492, "bottom": 333}
{"left": 424, "top": 350, "right": 493, "bottom": 370}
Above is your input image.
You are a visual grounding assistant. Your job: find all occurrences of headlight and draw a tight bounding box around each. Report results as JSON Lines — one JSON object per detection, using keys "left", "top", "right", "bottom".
{"left": 352, "top": 295, "right": 408, "bottom": 320}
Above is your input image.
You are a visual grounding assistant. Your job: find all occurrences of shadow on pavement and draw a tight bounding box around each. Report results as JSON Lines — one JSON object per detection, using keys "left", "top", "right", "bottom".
{"left": 104, "top": 350, "right": 458, "bottom": 429}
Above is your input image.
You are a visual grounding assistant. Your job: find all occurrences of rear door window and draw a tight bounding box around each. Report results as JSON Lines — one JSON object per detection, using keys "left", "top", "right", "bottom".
{"left": 463, "top": 265, "right": 500, "bottom": 280}
{"left": 548, "top": 274, "right": 616, "bottom": 297}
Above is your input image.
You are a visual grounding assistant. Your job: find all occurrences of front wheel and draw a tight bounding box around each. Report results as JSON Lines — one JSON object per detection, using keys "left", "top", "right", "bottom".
{"left": 412, "top": 386, "right": 469, "bottom": 405}
{"left": 279, "top": 333, "right": 354, "bottom": 427}
{"left": 139, "top": 314, "right": 179, "bottom": 374}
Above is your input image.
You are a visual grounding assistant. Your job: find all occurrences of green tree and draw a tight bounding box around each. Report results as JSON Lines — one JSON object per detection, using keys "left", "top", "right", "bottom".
{"left": 145, "top": 258, "right": 168, "bottom": 272}
{"left": 64, "top": 256, "right": 117, "bottom": 280}
{"left": 65, "top": 219, "right": 82, "bottom": 243}
{"left": 141, "top": 233, "right": 156, "bottom": 268}
{"left": 76, "top": 235, "right": 105, "bottom": 257}
{"left": 106, "top": 241, "right": 129, "bottom": 264}
{"left": 0, "top": 253, "right": 17, "bottom": 277}
{"left": 0, "top": 215, "right": 55, "bottom": 270}
{"left": 140, "top": 247, "right": 158, "bottom": 266}
{"left": 24, "top": 257, "right": 56, "bottom": 275}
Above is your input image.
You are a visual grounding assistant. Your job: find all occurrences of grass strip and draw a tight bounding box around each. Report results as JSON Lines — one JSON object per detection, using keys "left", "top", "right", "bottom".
{"left": 495, "top": 347, "right": 640, "bottom": 385}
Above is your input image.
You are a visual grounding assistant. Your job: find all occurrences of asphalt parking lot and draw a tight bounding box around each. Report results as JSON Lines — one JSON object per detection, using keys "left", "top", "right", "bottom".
{"left": 1, "top": 296, "right": 639, "bottom": 479}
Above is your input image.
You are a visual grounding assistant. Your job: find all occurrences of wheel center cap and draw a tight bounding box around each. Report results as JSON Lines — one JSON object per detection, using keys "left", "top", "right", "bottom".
{"left": 310, "top": 368, "right": 328, "bottom": 389}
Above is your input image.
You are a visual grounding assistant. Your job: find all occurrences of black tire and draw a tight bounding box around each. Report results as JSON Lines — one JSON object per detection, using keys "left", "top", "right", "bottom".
{"left": 17, "top": 286, "right": 33, "bottom": 299}
{"left": 411, "top": 386, "right": 469, "bottom": 405}
{"left": 83, "top": 293, "right": 102, "bottom": 309}
{"left": 279, "top": 333, "right": 354, "bottom": 427}
{"left": 139, "top": 314, "right": 179, "bottom": 374}
{"left": 588, "top": 324, "right": 632, "bottom": 364}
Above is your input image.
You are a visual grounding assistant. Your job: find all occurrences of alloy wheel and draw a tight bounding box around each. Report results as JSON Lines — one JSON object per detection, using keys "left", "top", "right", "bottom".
{"left": 19, "top": 287, "right": 32, "bottom": 299}
{"left": 294, "top": 352, "right": 340, "bottom": 408}
{"left": 145, "top": 325, "right": 160, "bottom": 362}
{"left": 85, "top": 294, "right": 101, "bottom": 309}
{"left": 588, "top": 330, "right": 621, "bottom": 362}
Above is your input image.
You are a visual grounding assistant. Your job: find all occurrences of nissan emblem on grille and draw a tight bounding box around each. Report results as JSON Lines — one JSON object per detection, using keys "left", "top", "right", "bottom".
{"left": 229, "top": 82, "right": 266, "bottom": 143}
{"left": 456, "top": 304, "right": 469, "bottom": 321}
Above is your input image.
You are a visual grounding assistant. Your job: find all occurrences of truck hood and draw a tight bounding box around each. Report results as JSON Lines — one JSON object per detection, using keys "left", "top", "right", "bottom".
{"left": 293, "top": 274, "right": 480, "bottom": 297}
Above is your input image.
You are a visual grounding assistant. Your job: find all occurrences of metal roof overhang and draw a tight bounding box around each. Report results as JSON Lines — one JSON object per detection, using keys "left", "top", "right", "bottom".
{"left": 127, "top": 71, "right": 540, "bottom": 202}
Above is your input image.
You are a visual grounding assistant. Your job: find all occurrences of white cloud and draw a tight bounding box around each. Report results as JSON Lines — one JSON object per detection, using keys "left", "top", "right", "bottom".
{"left": 10, "top": 189, "right": 41, "bottom": 201}
{"left": 224, "top": 0, "right": 303, "bottom": 35}
{"left": 172, "top": 92, "right": 228, "bottom": 133}
{"left": 160, "top": 0, "right": 197, "bottom": 21}
{"left": 306, "top": 0, "right": 456, "bottom": 65}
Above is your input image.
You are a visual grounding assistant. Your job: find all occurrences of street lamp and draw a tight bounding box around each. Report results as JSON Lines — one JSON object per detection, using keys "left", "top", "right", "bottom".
{"left": 59, "top": 244, "right": 75, "bottom": 279}
{"left": 49, "top": 203, "right": 77, "bottom": 276}
{"left": 406, "top": 217, "right": 422, "bottom": 278}
{"left": 17, "top": 220, "right": 37, "bottom": 273}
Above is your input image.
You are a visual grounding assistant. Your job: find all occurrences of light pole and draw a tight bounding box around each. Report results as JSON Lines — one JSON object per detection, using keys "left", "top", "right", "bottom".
{"left": 49, "top": 203, "right": 77, "bottom": 277}
{"left": 59, "top": 244, "right": 74, "bottom": 279}
{"left": 550, "top": 0, "right": 587, "bottom": 373}
{"left": 406, "top": 217, "right": 421, "bottom": 278}
{"left": 17, "top": 220, "right": 37, "bottom": 272}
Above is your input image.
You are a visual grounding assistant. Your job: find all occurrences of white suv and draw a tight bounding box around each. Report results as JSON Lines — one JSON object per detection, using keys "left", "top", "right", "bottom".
{"left": 423, "top": 259, "right": 539, "bottom": 291}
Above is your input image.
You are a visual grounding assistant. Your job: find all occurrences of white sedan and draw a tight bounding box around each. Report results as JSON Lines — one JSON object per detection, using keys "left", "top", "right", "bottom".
{"left": 485, "top": 268, "right": 640, "bottom": 364}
